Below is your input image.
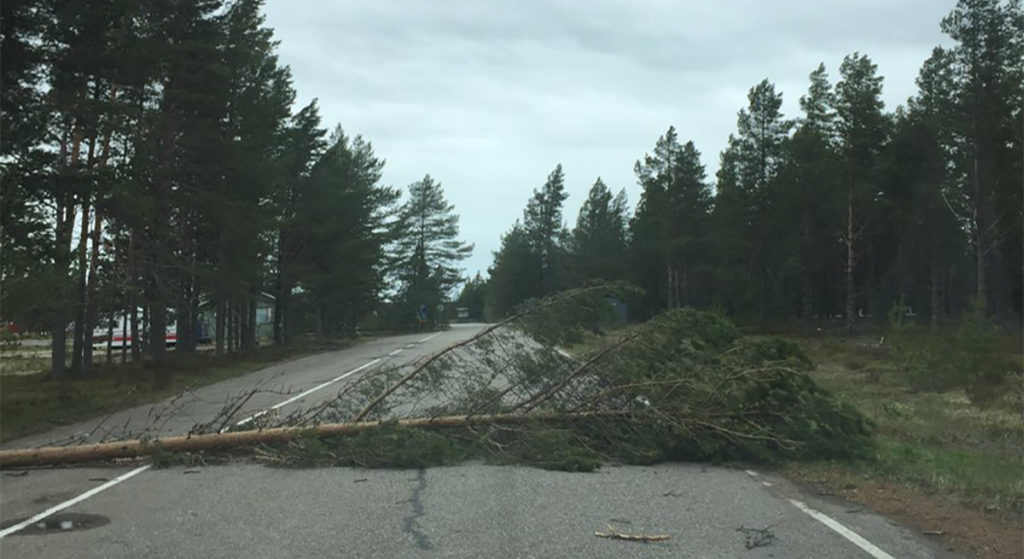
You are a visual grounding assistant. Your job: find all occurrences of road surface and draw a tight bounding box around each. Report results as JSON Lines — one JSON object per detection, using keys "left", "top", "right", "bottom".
{"left": 0, "top": 324, "right": 961, "bottom": 558}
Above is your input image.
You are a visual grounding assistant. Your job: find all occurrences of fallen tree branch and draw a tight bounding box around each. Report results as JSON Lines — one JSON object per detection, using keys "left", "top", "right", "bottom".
{"left": 0, "top": 410, "right": 636, "bottom": 469}
{"left": 594, "top": 523, "right": 671, "bottom": 542}
{"left": 352, "top": 284, "right": 624, "bottom": 422}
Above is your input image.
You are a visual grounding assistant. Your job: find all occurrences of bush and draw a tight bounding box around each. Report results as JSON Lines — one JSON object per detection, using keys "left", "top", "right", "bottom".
{"left": 734, "top": 337, "right": 814, "bottom": 370}
{"left": 910, "top": 298, "right": 1016, "bottom": 406}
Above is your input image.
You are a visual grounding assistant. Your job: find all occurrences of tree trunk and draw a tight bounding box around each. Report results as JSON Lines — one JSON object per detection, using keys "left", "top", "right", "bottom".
{"left": 0, "top": 410, "right": 635, "bottom": 469}
{"left": 121, "top": 306, "right": 129, "bottom": 364}
{"left": 216, "top": 298, "right": 226, "bottom": 354}
{"left": 232, "top": 300, "right": 240, "bottom": 353}
{"left": 130, "top": 297, "right": 141, "bottom": 360}
{"left": 49, "top": 130, "right": 75, "bottom": 380}
{"left": 845, "top": 186, "right": 856, "bottom": 335}
{"left": 149, "top": 300, "right": 166, "bottom": 365}
{"left": 83, "top": 205, "right": 103, "bottom": 373}
{"left": 246, "top": 296, "right": 257, "bottom": 350}
{"left": 71, "top": 201, "right": 90, "bottom": 375}
{"left": 930, "top": 262, "right": 941, "bottom": 332}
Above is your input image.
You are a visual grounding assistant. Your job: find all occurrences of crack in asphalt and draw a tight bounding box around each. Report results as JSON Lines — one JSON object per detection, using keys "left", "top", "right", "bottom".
{"left": 401, "top": 469, "right": 432, "bottom": 551}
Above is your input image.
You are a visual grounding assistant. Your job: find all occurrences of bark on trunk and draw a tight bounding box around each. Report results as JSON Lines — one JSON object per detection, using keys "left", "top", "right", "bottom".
{"left": 49, "top": 130, "right": 75, "bottom": 380}
{"left": 71, "top": 200, "right": 90, "bottom": 374}
{"left": 83, "top": 204, "right": 103, "bottom": 373}
{"left": 216, "top": 299, "right": 226, "bottom": 354}
{"left": 0, "top": 411, "right": 636, "bottom": 469}
{"left": 930, "top": 263, "right": 941, "bottom": 332}
{"left": 845, "top": 186, "right": 856, "bottom": 335}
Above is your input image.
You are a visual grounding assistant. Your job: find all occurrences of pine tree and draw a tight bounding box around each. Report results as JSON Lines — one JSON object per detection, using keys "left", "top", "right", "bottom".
{"left": 939, "top": 0, "right": 1024, "bottom": 318}
{"left": 271, "top": 100, "right": 327, "bottom": 343}
{"left": 775, "top": 64, "right": 842, "bottom": 322}
{"left": 393, "top": 175, "right": 473, "bottom": 327}
{"left": 835, "top": 53, "right": 888, "bottom": 333}
{"left": 569, "top": 178, "right": 628, "bottom": 285}
{"left": 0, "top": 0, "right": 56, "bottom": 361}
{"left": 631, "top": 128, "right": 712, "bottom": 315}
{"left": 485, "top": 224, "right": 541, "bottom": 318}
{"left": 523, "top": 164, "right": 569, "bottom": 296}
{"left": 295, "top": 127, "right": 398, "bottom": 336}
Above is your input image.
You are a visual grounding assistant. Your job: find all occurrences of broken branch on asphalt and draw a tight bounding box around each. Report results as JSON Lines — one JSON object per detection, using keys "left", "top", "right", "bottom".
{"left": 594, "top": 523, "right": 671, "bottom": 542}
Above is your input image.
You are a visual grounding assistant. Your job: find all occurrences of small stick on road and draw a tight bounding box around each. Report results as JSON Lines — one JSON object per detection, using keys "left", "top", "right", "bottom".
{"left": 594, "top": 523, "right": 671, "bottom": 542}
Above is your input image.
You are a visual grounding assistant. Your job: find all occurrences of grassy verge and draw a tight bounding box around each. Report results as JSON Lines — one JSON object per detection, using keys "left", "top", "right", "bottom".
{"left": 790, "top": 331, "right": 1023, "bottom": 516}
{"left": 0, "top": 339, "right": 353, "bottom": 443}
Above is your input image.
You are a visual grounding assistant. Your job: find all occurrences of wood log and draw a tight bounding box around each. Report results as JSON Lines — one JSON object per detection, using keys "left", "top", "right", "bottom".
{"left": 0, "top": 411, "right": 634, "bottom": 469}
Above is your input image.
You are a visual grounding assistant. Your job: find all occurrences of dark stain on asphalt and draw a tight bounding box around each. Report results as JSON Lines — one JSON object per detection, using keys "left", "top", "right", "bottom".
{"left": 401, "top": 469, "right": 433, "bottom": 551}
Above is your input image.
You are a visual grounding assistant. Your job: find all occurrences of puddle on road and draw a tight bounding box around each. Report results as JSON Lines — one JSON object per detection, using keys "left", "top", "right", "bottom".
{"left": 2, "top": 512, "right": 110, "bottom": 535}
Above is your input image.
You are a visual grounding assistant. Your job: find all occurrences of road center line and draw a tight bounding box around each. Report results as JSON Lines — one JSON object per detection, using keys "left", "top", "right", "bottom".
{"left": 0, "top": 465, "right": 152, "bottom": 538}
{"left": 388, "top": 349, "right": 402, "bottom": 356}
{"left": 788, "top": 499, "right": 897, "bottom": 559}
{"left": 232, "top": 357, "right": 383, "bottom": 428}
{"left": 3, "top": 345, "right": 413, "bottom": 536}
{"left": 417, "top": 331, "right": 443, "bottom": 343}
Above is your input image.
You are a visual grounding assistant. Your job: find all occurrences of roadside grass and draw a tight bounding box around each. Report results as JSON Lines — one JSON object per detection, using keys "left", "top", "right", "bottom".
{"left": 0, "top": 354, "right": 50, "bottom": 376}
{"left": 790, "top": 331, "right": 1024, "bottom": 515}
{"left": 0, "top": 339, "right": 352, "bottom": 443}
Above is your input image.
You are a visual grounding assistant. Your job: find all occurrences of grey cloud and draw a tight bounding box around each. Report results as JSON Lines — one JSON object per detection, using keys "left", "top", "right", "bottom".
{"left": 265, "top": 0, "right": 958, "bottom": 278}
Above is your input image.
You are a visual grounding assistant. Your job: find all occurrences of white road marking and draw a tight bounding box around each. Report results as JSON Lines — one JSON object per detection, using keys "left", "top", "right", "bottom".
{"left": 403, "top": 344, "right": 416, "bottom": 349}
{"left": 418, "top": 331, "right": 443, "bottom": 343}
{"left": 388, "top": 349, "right": 402, "bottom": 356}
{"left": 0, "top": 465, "right": 152, "bottom": 538}
{"left": 761, "top": 481, "right": 773, "bottom": 487}
{"left": 4, "top": 339, "right": 431, "bottom": 535}
{"left": 744, "top": 469, "right": 759, "bottom": 477}
{"left": 789, "top": 499, "right": 897, "bottom": 559}
{"left": 230, "top": 358, "right": 383, "bottom": 429}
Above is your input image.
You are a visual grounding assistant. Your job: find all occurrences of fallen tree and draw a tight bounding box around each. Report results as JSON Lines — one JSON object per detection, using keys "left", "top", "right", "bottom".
{"left": 1, "top": 283, "right": 876, "bottom": 470}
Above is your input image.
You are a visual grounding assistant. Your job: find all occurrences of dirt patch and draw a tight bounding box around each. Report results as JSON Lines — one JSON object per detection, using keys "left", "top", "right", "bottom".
{"left": 785, "top": 464, "right": 1023, "bottom": 559}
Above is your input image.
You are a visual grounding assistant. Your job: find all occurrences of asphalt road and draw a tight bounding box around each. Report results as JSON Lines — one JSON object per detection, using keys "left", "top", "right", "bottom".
{"left": 0, "top": 325, "right": 962, "bottom": 558}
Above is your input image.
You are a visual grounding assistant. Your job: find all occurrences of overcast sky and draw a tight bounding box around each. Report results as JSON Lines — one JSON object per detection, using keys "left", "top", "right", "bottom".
{"left": 262, "top": 0, "right": 957, "bottom": 280}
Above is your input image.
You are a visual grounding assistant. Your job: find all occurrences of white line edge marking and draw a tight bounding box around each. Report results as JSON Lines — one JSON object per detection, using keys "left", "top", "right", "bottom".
{"left": 417, "top": 331, "right": 443, "bottom": 343}
{"left": 229, "top": 358, "right": 383, "bottom": 430}
{"left": 744, "top": 469, "right": 758, "bottom": 477}
{"left": 0, "top": 465, "right": 152, "bottom": 538}
{"left": 6, "top": 351, "right": 397, "bottom": 533}
{"left": 789, "top": 499, "right": 897, "bottom": 559}
{"left": 388, "top": 349, "right": 402, "bottom": 356}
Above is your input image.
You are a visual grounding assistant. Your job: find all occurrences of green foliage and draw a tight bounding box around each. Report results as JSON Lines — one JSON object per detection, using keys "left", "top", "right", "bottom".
{"left": 454, "top": 274, "right": 487, "bottom": 321}
{"left": 512, "top": 282, "right": 643, "bottom": 347}
{"left": 568, "top": 179, "right": 629, "bottom": 287}
{"left": 389, "top": 175, "right": 473, "bottom": 330}
{"left": 340, "top": 424, "right": 462, "bottom": 469}
{"left": 734, "top": 337, "right": 814, "bottom": 370}
{"left": 630, "top": 128, "right": 713, "bottom": 316}
{"left": 499, "top": 428, "right": 602, "bottom": 472}
{"left": 911, "top": 298, "right": 1018, "bottom": 405}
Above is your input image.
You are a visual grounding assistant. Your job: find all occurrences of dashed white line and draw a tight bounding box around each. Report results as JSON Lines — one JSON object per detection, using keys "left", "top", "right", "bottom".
{"left": 789, "top": 499, "right": 897, "bottom": 559}
{"left": 230, "top": 357, "right": 383, "bottom": 429}
{"left": 418, "top": 331, "right": 443, "bottom": 343}
{"left": 3, "top": 339, "right": 433, "bottom": 537}
{"left": 0, "top": 465, "right": 152, "bottom": 538}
